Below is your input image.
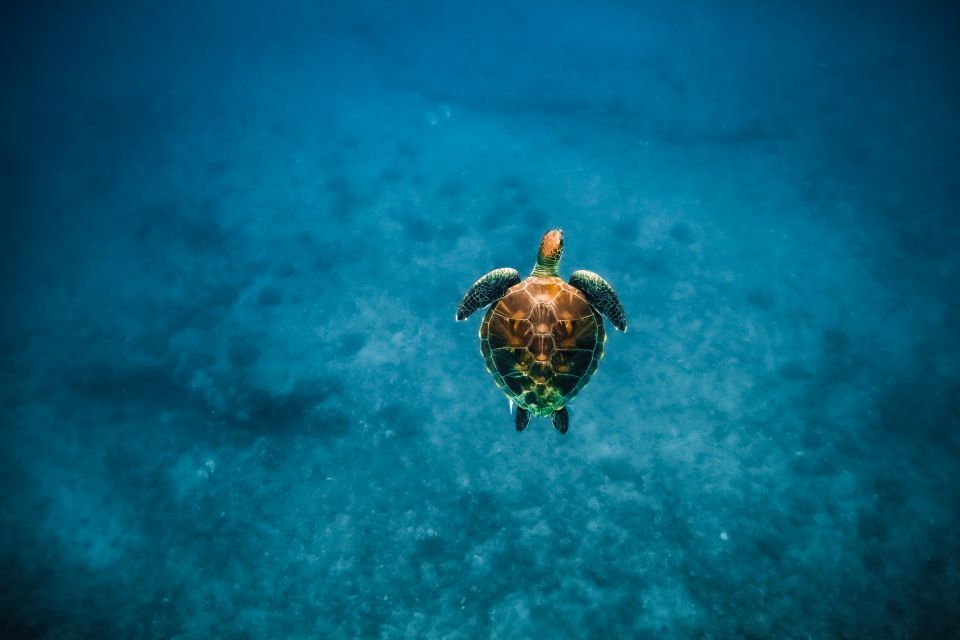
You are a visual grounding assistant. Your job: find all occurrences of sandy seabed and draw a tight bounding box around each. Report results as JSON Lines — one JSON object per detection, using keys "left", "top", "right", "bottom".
{"left": 1, "top": 2, "right": 958, "bottom": 638}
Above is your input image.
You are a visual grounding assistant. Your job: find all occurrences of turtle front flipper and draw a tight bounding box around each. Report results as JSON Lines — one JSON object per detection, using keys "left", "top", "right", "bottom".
{"left": 552, "top": 407, "right": 569, "bottom": 434}
{"left": 456, "top": 268, "right": 521, "bottom": 321}
{"left": 516, "top": 406, "right": 531, "bottom": 432}
{"left": 569, "top": 270, "right": 627, "bottom": 332}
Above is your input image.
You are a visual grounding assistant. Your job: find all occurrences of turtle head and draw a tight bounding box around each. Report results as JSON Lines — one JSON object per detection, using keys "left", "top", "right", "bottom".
{"left": 532, "top": 228, "right": 563, "bottom": 277}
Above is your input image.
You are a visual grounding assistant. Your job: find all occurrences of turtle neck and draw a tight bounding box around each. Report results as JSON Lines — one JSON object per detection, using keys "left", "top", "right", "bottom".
{"left": 532, "top": 255, "right": 560, "bottom": 277}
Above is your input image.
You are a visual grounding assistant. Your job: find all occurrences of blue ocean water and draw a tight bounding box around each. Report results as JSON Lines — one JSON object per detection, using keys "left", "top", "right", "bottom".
{"left": 2, "top": 1, "right": 959, "bottom": 637}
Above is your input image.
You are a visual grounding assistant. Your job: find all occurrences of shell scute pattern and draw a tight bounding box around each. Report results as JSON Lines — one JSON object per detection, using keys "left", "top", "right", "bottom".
{"left": 479, "top": 278, "right": 605, "bottom": 416}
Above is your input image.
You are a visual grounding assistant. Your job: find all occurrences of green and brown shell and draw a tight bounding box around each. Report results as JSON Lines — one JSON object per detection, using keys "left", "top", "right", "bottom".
{"left": 479, "top": 276, "right": 605, "bottom": 416}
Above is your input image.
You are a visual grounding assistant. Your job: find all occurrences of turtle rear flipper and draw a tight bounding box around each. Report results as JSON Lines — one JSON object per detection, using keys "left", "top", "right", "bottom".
{"left": 569, "top": 270, "right": 627, "bottom": 332}
{"left": 516, "top": 406, "right": 531, "bottom": 432}
{"left": 552, "top": 407, "right": 569, "bottom": 434}
{"left": 456, "top": 268, "right": 521, "bottom": 321}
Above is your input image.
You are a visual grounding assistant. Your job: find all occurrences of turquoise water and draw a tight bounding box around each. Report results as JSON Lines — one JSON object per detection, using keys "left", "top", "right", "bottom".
{"left": 2, "top": 2, "right": 958, "bottom": 637}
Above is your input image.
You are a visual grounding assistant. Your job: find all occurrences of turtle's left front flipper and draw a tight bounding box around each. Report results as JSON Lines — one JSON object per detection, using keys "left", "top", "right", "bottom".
{"left": 569, "top": 270, "right": 627, "bottom": 332}
{"left": 456, "top": 268, "right": 521, "bottom": 321}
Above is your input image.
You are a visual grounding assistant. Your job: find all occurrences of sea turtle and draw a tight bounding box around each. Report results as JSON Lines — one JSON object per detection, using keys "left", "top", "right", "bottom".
{"left": 456, "top": 229, "right": 626, "bottom": 433}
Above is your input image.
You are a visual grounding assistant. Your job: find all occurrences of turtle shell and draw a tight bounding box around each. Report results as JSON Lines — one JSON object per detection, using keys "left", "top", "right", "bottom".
{"left": 479, "top": 276, "right": 605, "bottom": 416}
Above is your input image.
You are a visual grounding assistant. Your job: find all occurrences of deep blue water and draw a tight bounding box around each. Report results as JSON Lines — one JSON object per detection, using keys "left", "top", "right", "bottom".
{"left": 2, "top": 1, "right": 959, "bottom": 638}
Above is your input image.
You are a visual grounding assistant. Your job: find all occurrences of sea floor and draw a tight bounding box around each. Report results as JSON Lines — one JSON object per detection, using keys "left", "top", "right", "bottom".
{"left": 2, "top": 2, "right": 958, "bottom": 638}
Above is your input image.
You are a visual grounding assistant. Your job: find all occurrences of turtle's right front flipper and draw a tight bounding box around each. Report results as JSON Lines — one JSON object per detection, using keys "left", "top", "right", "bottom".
{"left": 456, "top": 268, "right": 521, "bottom": 321}
{"left": 569, "top": 270, "right": 627, "bottom": 332}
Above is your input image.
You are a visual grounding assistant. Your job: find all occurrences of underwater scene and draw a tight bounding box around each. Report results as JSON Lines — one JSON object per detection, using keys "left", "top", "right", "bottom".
{"left": 2, "top": 1, "right": 958, "bottom": 638}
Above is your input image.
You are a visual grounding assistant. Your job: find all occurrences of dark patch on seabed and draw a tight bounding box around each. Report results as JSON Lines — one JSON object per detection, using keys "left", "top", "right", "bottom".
{"left": 2, "top": 1, "right": 960, "bottom": 638}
